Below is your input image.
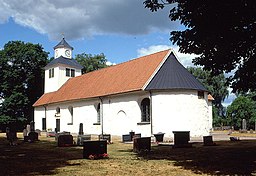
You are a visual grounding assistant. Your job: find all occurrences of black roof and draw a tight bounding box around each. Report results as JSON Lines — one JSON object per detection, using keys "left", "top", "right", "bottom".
{"left": 145, "top": 53, "right": 207, "bottom": 91}
{"left": 45, "top": 56, "right": 83, "bottom": 69}
{"left": 54, "top": 38, "right": 73, "bottom": 50}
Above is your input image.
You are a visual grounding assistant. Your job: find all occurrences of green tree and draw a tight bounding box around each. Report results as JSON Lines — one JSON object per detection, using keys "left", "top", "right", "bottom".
{"left": 187, "top": 67, "right": 229, "bottom": 126}
{"left": 144, "top": 0, "right": 256, "bottom": 93}
{"left": 227, "top": 96, "right": 256, "bottom": 130}
{"left": 75, "top": 53, "right": 109, "bottom": 74}
{"left": 0, "top": 41, "right": 48, "bottom": 129}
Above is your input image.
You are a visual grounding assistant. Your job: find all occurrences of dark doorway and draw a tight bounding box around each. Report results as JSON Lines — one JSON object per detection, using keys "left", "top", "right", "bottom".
{"left": 56, "top": 119, "right": 60, "bottom": 132}
{"left": 42, "top": 118, "right": 46, "bottom": 131}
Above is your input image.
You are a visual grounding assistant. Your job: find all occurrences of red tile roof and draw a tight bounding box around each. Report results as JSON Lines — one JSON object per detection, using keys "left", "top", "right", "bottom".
{"left": 33, "top": 49, "right": 171, "bottom": 107}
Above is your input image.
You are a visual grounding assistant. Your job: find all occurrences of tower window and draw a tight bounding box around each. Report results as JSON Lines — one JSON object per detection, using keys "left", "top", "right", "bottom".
{"left": 66, "top": 68, "right": 75, "bottom": 77}
{"left": 49, "top": 68, "right": 54, "bottom": 78}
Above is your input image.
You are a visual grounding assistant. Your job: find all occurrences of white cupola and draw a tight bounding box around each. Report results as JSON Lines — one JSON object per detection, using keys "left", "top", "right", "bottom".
{"left": 54, "top": 38, "right": 73, "bottom": 59}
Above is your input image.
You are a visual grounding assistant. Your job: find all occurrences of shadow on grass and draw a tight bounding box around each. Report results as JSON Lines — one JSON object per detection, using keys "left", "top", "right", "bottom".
{"left": 0, "top": 136, "right": 83, "bottom": 175}
{"left": 137, "top": 140, "right": 256, "bottom": 175}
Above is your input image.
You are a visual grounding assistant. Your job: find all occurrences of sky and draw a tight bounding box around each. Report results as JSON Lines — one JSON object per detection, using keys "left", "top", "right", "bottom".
{"left": 0, "top": 0, "right": 235, "bottom": 105}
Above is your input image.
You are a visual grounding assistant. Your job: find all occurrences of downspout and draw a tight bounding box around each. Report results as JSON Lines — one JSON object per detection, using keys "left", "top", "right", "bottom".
{"left": 149, "top": 91, "right": 153, "bottom": 135}
{"left": 43, "top": 105, "right": 47, "bottom": 131}
{"left": 99, "top": 97, "right": 103, "bottom": 136}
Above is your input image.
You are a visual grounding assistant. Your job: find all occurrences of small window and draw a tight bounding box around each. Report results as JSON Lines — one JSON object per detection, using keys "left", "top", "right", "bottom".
{"left": 71, "top": 69, "right": 75, "bottom": 77}
{"left": 198, "top": 91, "right": 205, "bottom": 99}
{"left": 66, "top": 68, "right": 70, "bottom": 77}
{"left": 68, "top": 106, "right": 73, "bottom": 125}
{"left": 141, "top": 98, "right": 150, "bottom": 122}
{"left": 66, "top": 68, "right": 75, "bottom": 77}
{"left": 49, "top": 68, "right": 54, "bottom": 78}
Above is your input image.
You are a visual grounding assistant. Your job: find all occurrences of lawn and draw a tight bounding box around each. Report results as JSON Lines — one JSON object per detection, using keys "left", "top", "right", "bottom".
{"left": 1, "top": 133, "right": 256, "bottom": 176}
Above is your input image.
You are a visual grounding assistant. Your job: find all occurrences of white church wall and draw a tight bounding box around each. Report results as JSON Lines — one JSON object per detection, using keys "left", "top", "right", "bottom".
{"left": 151, "top": 90, "right": 211, "bottom": 138}
{"left": 102, "top": 91, "right": 151, "bottom": 137}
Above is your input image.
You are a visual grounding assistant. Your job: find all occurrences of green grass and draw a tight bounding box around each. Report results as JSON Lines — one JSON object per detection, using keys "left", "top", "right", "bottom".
{"left": 1, "top": 133, "right": 256, "bottom": 175}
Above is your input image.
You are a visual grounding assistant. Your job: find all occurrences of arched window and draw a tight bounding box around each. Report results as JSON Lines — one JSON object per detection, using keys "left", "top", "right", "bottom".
{"left": 68, "top": 106, "right": 73, "bottom": 125}
{"left": 97, "top": 103, "right": 101, "bottom": 123}
{"left": 141, "top": 98, "right": 150, "bottom": 122}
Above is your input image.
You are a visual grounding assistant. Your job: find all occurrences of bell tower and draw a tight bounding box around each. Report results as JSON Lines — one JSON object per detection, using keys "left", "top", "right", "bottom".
{"left": 44, "top": 38, "right": 83, "bottom": 93}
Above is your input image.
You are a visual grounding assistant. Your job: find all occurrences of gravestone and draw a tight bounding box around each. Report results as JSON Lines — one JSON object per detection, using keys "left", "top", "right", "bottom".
{"left": 203, "top": 136, "right": 215, "bottom": 146}
{"left": 30, "top": 121, "right": 35, "bottom": 132}
{"left": 99, "top": 134, "right": 111, "bottom": 143}
{"left": 83, "top": 140, "right": 107, "bottom": 159}
{"left": 241, "top": 119, "right": 247, "bottom": 133}
{"left": 57, "top": 135, "right": 73, "bottom": 147}
{"left": 26, "top": 125, "right": 31, "bottom": 135}
{"left": 79, "top": 123, "right": 84, "bottom": 135}
{"left": 77, "top": 134, "right": 91, "bottom": 146}
{"left": 133, "top": 137, "right": 151, "bottom": 153}
{"left": 55, "top": 131, "right": 70, "bottom": 141}
{"left": 173, "top": 131, "right": 192, "bottom": 148}
{"left": 122, "top": 134, "right": 131, "bottom": 142}
{"left": 28, "top": 131, "right": 39, "bottom": 142}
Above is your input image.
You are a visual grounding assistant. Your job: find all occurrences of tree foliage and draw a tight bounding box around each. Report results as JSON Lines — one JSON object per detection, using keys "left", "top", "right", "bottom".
{"left": 144, "top": 0, "right": 256, "bottom": 93}
{"left": 226, "top": 95, "right": 256, "bottom": 129}
{"left": 0, "top": 41, "right": 48, "bottom": 128}
{"left": 75, "top": 53, "right": 109, "bottom": 74}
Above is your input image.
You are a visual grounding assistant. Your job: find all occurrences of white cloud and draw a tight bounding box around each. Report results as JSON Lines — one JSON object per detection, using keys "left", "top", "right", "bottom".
{"left": 137, "top": 45, "right": 197, "bottom": 67}
{"left": 0, "top": 0, "right": 179, "bottom": 40}
{"left": 106, "top": 61, "right": 116, "bottom": 66}
{"left": 222, "top": 88, "right": 236, "bottom": 107}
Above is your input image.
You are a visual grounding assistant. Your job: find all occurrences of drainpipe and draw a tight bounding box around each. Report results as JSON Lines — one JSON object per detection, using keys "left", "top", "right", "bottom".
{"left": 43, "top": 105, "right": 47, "bottom": 131}
{"left": 149, "top": 91, "right": 153, "bottom": 135}
{"left": 99, "top": 97, "right": 104, "bottom": 136}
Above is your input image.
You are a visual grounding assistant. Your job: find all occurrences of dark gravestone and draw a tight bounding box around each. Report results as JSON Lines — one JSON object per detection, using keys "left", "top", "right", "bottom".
{"left": 203, "top": 136, "right": 215, "bottom": 146}
{"left": 134, "top": 133, "right": 141, "bottom": 139}
{"left": 30, "top": 121, "right": 35, "bottom": 132}
{"left": 79, "top": 123, "right": 84, "bottom": 135}
{"left": 122, "top": 134, "right": 131, "bottom": 142}
{"left": 154, "top": 133, "right": 165, "bottom": 142}
{"left": 130, "top": 131, "right": 135, "bottom": 140}
{"left": 133, "top": 137, "right": 151, "bottom": 153}
{"left": 98, "top": 134, "right": 111, "bottom": 143}
{"left": 55, "top": 131, "right": 70, "bottom": 141}
{"left": 28, "top": 131, "right": 39, "bottom": 142}
{"left": 77, "top": 135, "right": 91, "bottom": 146}
{"left": 57, "top": 135, "right": 73, "bottom": 147}
{"left": 83, "top": 140, "right": 107, "bottom": 159}
{"left": 173, "top": 131, "right": 192, "bottom": 148}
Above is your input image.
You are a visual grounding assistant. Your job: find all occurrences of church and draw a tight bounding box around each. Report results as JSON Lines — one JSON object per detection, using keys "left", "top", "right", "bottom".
{"left": 33, "top": 38, "right": 213, "bottom": 138}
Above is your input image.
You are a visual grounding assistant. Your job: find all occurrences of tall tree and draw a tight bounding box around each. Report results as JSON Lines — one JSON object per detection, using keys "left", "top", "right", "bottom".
{"left": 144, "top": 0, "right": 256, "bottom": 93}
{"left": 0, "top": 41, "right": 48, "bottom": 129}
{"left": 75, "top": 53, "right": 108, "bottom": 74}
{"left": 226, "top": 95, "right": 256, "bottom": 129}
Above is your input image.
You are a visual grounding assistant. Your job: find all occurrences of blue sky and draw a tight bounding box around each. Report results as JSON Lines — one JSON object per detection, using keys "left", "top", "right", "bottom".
{"left": 0, "top": 0, "right": 236, "bottom": 105}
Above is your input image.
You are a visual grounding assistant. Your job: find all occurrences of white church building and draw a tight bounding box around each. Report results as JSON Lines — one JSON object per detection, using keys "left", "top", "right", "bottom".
{"left": 33, "top": 38, "right": 213, "bottom": 138}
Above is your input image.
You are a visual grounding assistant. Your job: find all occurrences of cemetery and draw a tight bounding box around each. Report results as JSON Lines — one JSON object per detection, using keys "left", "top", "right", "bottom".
{"left": 1, "top": 129, "right": 256, "bottom": 175}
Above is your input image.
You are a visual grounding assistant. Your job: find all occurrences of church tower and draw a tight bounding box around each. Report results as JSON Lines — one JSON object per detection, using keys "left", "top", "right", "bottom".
{"left": 44, "top": 38, "right": 83, "bottom": 93}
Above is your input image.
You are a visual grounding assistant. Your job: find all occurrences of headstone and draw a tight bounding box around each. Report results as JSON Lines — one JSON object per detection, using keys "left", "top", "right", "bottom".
{"left": 98, "top": 134, "right": 111, "bottom": 143}
{"left": 242, "top": 119, "right": 247, "bottom": 133}
{"left": 79, "top": 123, "right": 84, "bottom": 135}
{"left": 26, "top": 125, "right": 31, "bottom": 135}
{"left": 133, "top": 137, "right": 151, "bottom": 153}
{"left": 55, "top": 131, "right": 70, "bottom": 141}
{"left": 57, "top": 135, "right": 73, "bottom": 147}
{"left": 28, "top": 131, "right": 39, "bottom": 142}
{"left": 83, "top": 140, "right": 107, "bottom": 159}
{"left": 122, "top": 134, "right": 131, "bottom": 142}
{"left": 129, "top": 131, "right": 135, "bottom": 140}
{"left": 77, "top": 134, "right": 91, "bottom": 146}
{"left": 23, "top": 129, "right": 28, "bottom": 137}
{"left": 173, "top": 131, "right": 192, "bottom": 148}
{"left": 203, "top": 136, "right": 215, "bottom": 146}
{"left": 30, "top": 121, "right": 35, "bottom": 132}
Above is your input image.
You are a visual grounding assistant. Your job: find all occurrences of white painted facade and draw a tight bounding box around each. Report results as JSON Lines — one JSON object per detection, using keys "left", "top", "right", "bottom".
{"left": 34, "top": 90, "right": 212, "bottom": 138}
